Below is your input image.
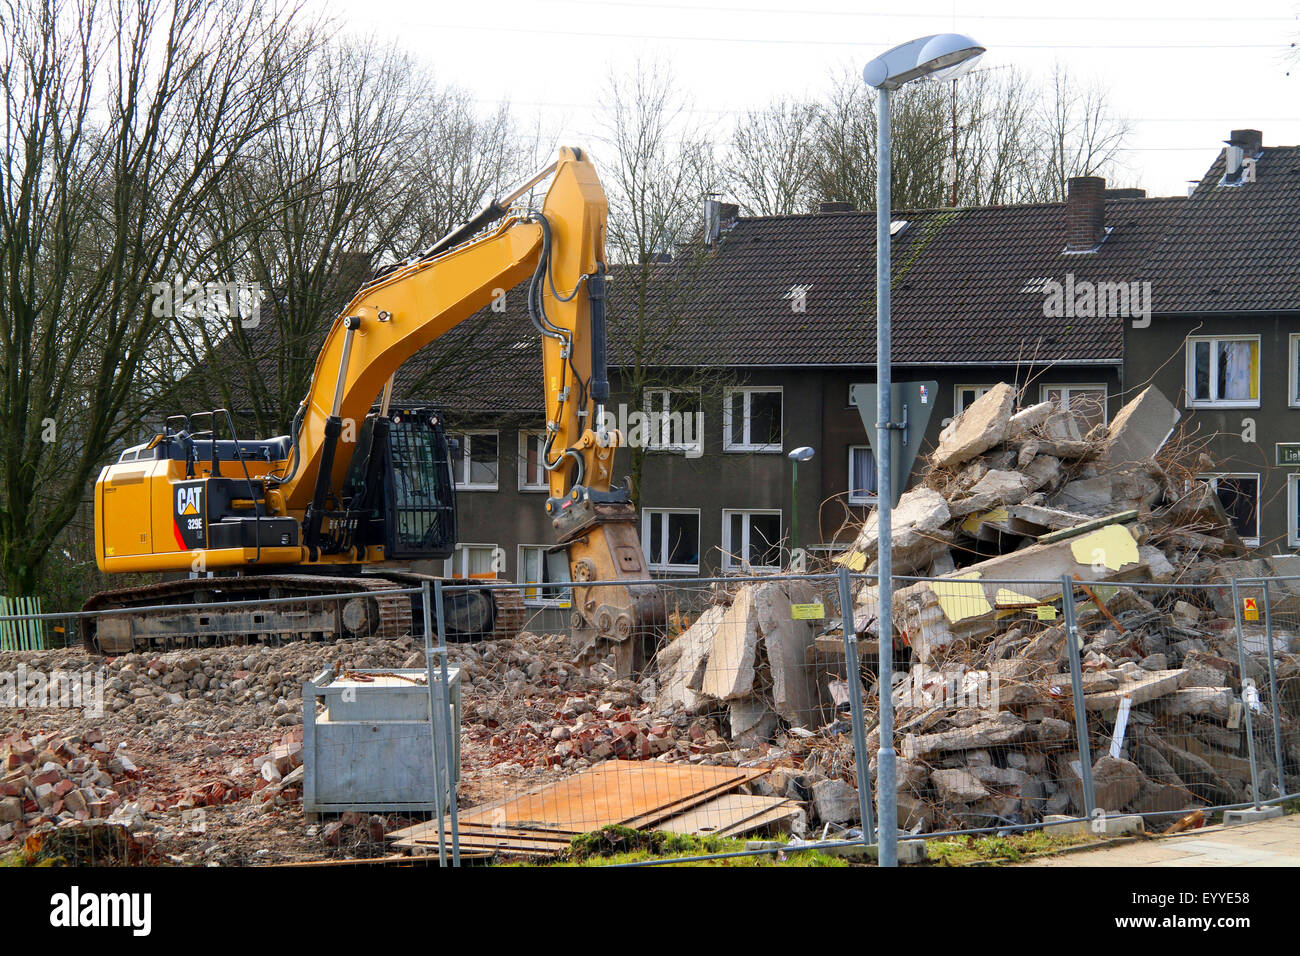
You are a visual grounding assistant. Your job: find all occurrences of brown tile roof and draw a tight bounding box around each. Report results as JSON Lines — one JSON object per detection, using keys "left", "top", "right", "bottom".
{"left": 1144, "top": 146, "right": 1300, "bottom": 314}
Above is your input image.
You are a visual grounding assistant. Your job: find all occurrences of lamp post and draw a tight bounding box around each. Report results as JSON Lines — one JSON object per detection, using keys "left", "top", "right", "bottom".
{"left": 862, "top": 32, "right": 984, "bottom": 869}
{"left": 787, "top": 446, "right": 814, "bottom": 559}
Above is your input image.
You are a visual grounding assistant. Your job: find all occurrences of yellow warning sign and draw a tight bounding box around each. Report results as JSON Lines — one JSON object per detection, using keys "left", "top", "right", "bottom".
{"left": 791, "top": 603, "right": 826, "bottom": 621}
{"left": 1036, "top": 605, "right": 1058, "bottom": 621}
{"left": 1243, "top": 597, "right": 1259, "bottom": 622}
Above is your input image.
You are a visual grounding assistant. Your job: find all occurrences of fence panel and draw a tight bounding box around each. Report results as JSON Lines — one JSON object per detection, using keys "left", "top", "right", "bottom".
{"left": 1062, "top": 578, "right": 1271, "bottom": 821}
{"left": 1258, "top": 577, "right": 1300, "bottom": 800}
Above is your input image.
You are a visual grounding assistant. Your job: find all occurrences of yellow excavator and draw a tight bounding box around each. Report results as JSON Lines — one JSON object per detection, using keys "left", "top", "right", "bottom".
{"left": 87, "top": 147, "right": 662, "bottom": 668}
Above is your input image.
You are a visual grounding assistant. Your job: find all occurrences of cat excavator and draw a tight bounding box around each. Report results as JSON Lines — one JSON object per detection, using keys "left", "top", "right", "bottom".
{"left": 87, "top": 147, "right": 662, "bottom": 669}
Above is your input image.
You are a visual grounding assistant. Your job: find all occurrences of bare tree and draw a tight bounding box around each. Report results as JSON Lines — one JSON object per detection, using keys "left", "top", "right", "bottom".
{"left": 165, "top": 40, "right": 531, "bottom": 436}
{"left": 1023, "top": 63, "right": 1132, "bottom": 202}
{"left": 723, "top": 98, "right": 818, "bottom": 216}
{"left": 799, "top": 64, "right": 1129, "bottom": 212}
{"left": 596, "top": 58, "right": 728, "bottom": 507}
{"left": 0, "top": 0, "right": 310, "bottom": 597}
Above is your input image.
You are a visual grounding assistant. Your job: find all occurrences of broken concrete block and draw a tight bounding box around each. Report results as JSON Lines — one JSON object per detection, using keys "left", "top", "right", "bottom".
{"left": 850, "top": 486, "right": 951, "bottom": 574}
{"left": 896, "top": 791, "right": 934, "bottom": 831}
{"left": 931, "top": 768, "right": 989, "bottom": 804}
{"left": 811, "top": 778, "right": 859, "bottom": 824}
{"left": 1053, "top": 476, "right": 1117, "bottom": 515}
{"left": 728, "top": 697, "right": 779, "bottom": 746}
{"left": 933, "top": 382, "right": 1016, "bottom": 468}
{"left": 1088, "top": 756, "right": 1145, "bottom": 812}
{"left": 1106, "top": 385, "right": 1180, "bottom": 466}
{"left": 1139, "top": 545, "right": 1175, "bottom": 584}
{"left": 1006, "top": 401, "right": 1056, "bottom": 439}
{"left": 699, "top": 587, "right": 760, "bottom": 701}
{"left": 754, "top": 581, "right": 821, "bottom": 726}
{"left": 1042, "top": 408, "right": 1081, "bottom": 442}
{"left": 655, "top": 604, "right": 725, "bottom": 710}
{"left": 1166, "top": 686, "right": 1234, "bottom": 720}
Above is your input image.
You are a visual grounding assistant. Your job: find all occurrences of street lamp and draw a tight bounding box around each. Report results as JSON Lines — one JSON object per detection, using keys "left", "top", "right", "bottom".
{"left": 787, "top": 446, "right": 815, "bottom": 559}
{"left": 863, "top": 33, "right": 984, "bottom": 869}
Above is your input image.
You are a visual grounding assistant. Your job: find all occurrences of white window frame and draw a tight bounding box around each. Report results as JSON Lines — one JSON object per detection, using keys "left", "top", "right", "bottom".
{"left": 641, "top": 508, "right": 702, "bottom": 573}
{"left": 1289, "top": 333, "right": 1300, "bottom": 408}
{"left": 1199, "top": 473, "right": 1261, "bottom": 547}
{"left": 451, "top": 430, "right": 499, "bottom": 490}
{"left": 443, "top": 543, "right": 500, "bottom": 579}
{"left": 642, "top": 387, "right": 702, "bottom": 456}
{"left": 518, "top": 430, "right": 549, "bottom": 492}
{"left": 954, "top": 384, "right": 996, "bottom": 415}
{"left": 1041, "top": 383, "right": 1109, "bottom": 426}
{"left": 517, "top": 544, "right": 572, "bottom": 607}
{"left": 1185, "top": 335, "right": 1261, "bottom": 409}
{"left": 1289, "top": 474, "right": 1300, "bottom": 548}
{"left": 848, "top": 444, "right": 878, "bottom": 506}
{"left": 723, "top": 387, "right": 783, "bottom": 453}
{"left": 721, "top": 509, "right": 783, "bottom": 571}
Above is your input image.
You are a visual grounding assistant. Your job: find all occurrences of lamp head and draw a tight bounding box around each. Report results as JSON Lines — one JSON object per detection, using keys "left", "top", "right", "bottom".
{"left": 863, "top": 33, "right": 985, "bottom": 90}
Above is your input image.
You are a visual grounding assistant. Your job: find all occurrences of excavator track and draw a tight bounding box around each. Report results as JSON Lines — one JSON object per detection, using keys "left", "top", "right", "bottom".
{"left": 80, "top": 573, "right": 526, "bottom": 656}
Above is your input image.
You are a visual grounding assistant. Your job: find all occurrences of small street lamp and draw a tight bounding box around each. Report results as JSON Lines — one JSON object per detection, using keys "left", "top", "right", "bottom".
{"left": 787, "top": 446, "right": 814, "bottom": 559}
{"left": 863, "top": 32, "right": 984, "bottom": 869}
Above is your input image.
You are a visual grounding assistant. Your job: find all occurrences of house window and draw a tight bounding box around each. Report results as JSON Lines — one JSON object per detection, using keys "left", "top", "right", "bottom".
{"left": 1043, "top": 384, "right": 1108, "bottom": 429}
{"left": 643, "top": 388, "right": 702, "bottom": 454}
{"left": 848, "top": 445, "right": 878, "bottom": 505}
{"left": 954, "top": 385, "right": 996, "bottom": 415}
{"left": 723, "top": 387, "right": 782, "bottom": 452}
{"left": 642, "top": 509, "right": 701, "bottom": 572}
{"left": 1199, "top": 474, "right": 1260, "bottom": 545}
{"left": 1290, "top": 334, "right": 1300, "bottom": 408}
{"left": 451, "top": 431, "right": 498, "bottom": 489}
{"left": 1289, "top": 475, "right": 1300, "bottom": 547}
{"left": 518, "top": 545, "right": 571, "bottom": 606}
{"left": 722, "top": 510, "right": 782, "bottom": 570}
{"left": 1186, "top": 336, "right": 1260, "bottom": 408}
{"left": 444, "top": 543, "right": 500, "bottom": 579}
{"left": 518, "top": 430, "right": 548, "bottom": 491}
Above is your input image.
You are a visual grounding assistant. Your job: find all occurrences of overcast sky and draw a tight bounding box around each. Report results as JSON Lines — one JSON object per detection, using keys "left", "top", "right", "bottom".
{"left": 323, "top": 0, "right": 1300, "bottom": 200}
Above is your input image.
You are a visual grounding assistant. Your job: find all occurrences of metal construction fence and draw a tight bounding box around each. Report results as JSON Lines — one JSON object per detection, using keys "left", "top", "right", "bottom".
{"left": 0, "top": 568, "right": 1297, "bottom": 865}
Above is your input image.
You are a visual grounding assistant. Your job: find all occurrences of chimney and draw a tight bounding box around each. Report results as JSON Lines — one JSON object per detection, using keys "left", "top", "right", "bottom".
{"left": 330, "top": 249, "right": 374, "bottom": 291}
{"left": 1223, "top": 129, "right": 1262, "bottom": 183}
{"left": 818, "top": 201, "right": 854, "bottom": 214}
{"left": 702, "top": 199, "right": 740, "bottom": 245}
{"left": 1065, "top": 176, "right": 1106, "bottom": 253}
{"left": 1105, "top": 187, "right": 1146, "bottom": 199}
{"left": 703, "top": 197, "right": 721, "bottom": 244}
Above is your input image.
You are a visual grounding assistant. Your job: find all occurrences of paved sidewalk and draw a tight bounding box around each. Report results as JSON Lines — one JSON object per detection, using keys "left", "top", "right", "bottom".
{"left": 1023, "top": 814, "right": 1300, "bottom": 867}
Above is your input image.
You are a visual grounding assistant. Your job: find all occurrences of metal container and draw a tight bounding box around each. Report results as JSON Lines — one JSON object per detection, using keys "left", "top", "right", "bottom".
{"left": 302, "top": 666, "right": 460, "bottom": 815}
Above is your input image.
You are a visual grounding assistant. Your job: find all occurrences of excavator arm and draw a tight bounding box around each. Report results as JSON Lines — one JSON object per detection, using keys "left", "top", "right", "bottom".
{"left": 265, "top": 147, "right": 662, "bottom": 658}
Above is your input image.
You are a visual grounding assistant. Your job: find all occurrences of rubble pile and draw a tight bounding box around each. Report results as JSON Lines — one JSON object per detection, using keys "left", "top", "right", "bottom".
{"left": 648, "top": 385, "right": 1300, "bottom": 832}
{"left": 1, "top": 728, "right": 146, "bottom": 847}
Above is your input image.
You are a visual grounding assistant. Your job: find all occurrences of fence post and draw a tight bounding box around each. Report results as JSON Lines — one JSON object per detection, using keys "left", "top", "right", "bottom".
{"left": 1230, "top": 578, "right": 1263, "bottom": 809}
{"left": 432, "top": 578, "right": 461, "bottom": 867}
{"left": 836, "top": 566, "right": 876, "bottom": 846}
{"left": 1260, "top": 579, "right": 1288, "bottom": 800}
{"left": 1060, "top": 576, "right": 1096, "bottom": 820}
{"left": 420, "top": 580, "right": 449, "bottom": 866}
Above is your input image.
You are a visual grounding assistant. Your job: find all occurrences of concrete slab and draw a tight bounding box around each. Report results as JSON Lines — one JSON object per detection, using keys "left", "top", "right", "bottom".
{"left": 1223, "top": 806, "right": 1284, "bottom": 826}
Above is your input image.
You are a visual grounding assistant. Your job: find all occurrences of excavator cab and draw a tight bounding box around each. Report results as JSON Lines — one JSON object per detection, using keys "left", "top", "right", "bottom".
{"left": 339, "top": 407, "right": 457, "bottom": 561}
